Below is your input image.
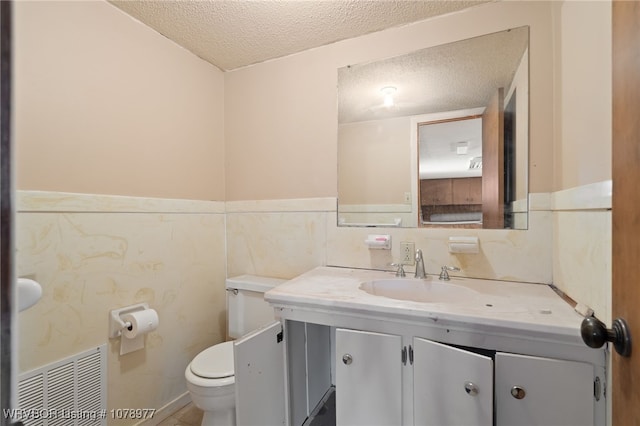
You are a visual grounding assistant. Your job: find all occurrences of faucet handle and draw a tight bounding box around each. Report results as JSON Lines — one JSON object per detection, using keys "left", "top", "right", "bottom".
{"left": 439, "top": 265, "right": 461, "bottom": 281}
{"left": 390, "top": 263, "right": 406, "bottom": 277}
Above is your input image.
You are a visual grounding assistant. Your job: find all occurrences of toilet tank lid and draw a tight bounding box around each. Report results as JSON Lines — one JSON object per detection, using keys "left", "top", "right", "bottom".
{"left": 191, "top": 341, "right": 234, "bottom": 379}
{"left": 225, "top": 275, "right": 286, "bottom": 293}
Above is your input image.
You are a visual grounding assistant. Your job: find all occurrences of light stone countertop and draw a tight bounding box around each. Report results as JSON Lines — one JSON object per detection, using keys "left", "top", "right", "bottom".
{"left": 265, "top": 266, "right": 586, "bottom": 343}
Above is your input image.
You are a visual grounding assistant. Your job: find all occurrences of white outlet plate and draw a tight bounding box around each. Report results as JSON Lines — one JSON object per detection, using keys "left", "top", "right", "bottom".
{"left": 400, "top": 242, "right": 415, "bottom": 265}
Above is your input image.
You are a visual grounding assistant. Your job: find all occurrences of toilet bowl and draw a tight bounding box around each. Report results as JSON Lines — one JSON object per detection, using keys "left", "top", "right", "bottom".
{"left": 185, "top": 275, "right": 285, "bottom": 426}
{"left": 185, "top": 341, "right": 236, "bottom": 425}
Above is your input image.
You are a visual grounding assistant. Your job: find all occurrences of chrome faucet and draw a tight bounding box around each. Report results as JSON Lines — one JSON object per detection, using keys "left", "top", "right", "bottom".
{"left": 439, "top": 265, "right": 461, "bottom": 281}
{"left": 390, "top": 263, "right": 406, "bottom": 277}
{"left": 414, "top": 249, "right": 426, "bottom": 279}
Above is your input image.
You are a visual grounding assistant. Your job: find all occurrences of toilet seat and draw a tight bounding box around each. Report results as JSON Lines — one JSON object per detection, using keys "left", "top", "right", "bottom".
{"left": 190, "top": 341, "right": 234, "bottom": 379}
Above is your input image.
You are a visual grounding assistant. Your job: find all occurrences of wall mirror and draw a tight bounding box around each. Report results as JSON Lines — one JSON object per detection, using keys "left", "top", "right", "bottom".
{"left": 337, "top": 26, "right": 529, "bottom": 229}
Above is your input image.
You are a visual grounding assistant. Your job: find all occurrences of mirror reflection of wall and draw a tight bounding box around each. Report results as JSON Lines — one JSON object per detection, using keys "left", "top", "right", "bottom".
{"left": 337, "top": 26, "right": 529, "bottom": 230}
{"left": 338, "top": 117, "right": 414, "bottom": 227}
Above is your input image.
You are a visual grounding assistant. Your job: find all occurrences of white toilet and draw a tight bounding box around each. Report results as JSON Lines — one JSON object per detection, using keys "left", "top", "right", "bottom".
{"left": 185, "top": 275, "right": 285, "bottom": 426}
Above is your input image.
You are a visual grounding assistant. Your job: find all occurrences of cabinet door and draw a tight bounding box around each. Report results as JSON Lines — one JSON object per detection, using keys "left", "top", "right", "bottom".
{"left": 421, "top": 179, "right": 453, "bottom": 205}
{"left": 335, "top": 329, "right": 402, "bottom": 426}
{"left": 452, "top": 177, "right": 482, "bottom": 204}
{"left": 413, "top": 338, "right": 493, "bottom": 426}
{"left": 495, "top": 352, "right": 594, "bottom": 426}
{"left": 234, "top": 321, "right": 285, "bottom": 426}
{"left": 467, "top": 177, "right": 483, "bottom": 203}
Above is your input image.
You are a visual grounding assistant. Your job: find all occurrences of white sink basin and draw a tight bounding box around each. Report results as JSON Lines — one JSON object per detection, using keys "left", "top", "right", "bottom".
{"left": 360, "top": 278, "right": 478, "bottom": 303}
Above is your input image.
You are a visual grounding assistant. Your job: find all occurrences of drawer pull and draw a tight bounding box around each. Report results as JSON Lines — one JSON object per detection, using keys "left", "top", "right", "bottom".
{"left": 464, "top": 382, "right": 478, "bottom": 396}
{"left": 511, "top": 386, "right": 526, "bottom": 399}
{"left": 342, "top": 354, "right": 353, "bottom": 365}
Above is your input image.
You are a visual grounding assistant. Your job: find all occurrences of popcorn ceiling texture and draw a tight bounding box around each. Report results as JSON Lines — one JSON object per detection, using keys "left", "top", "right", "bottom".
{"left": 109, "top": 0, "right": 488, "bottom": 71}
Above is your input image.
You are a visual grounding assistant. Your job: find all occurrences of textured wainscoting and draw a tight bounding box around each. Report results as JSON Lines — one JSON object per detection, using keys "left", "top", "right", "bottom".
{"left": 16, "top": 191, "right": 227, "bottom": 426}
{"left": 551, "top": 181, "right": 612, "bottom": 322}
{"left": 225, "top": 195, "right": 553, "bottom": 284}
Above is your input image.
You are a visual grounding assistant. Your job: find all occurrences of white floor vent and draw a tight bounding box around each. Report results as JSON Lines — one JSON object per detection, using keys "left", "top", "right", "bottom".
{"left": 17, "top": 345, "right": 106, "bottom": 426}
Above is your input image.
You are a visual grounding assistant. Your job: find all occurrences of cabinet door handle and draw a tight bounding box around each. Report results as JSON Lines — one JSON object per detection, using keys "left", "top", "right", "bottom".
{"left": 464, "top": 382, "right": 478, "bottom": 396}
{"left": 510, "top": 386, "right": 526, "bottom": 399}
{"left": 342, "top": 354, "right": 353, "bottom": 365}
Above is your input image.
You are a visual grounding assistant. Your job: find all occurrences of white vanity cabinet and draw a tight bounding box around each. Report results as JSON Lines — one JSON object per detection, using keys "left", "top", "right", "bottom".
{"left": 257, "top": 267, "right": 607, "bottom": 426}
{"left": 331, "top": 330, "right": 599, "bottom": 426}
{"left": 334, "top": 330, "right": 495, "bottom": 426}
{"left": 335, "top": 329, "right": 402, "bottom": 426}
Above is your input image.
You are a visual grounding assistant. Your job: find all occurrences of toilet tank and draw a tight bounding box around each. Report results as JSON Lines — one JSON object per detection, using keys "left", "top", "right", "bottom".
{"left": 226, "top": 275, "right": 286, "bottom": 339}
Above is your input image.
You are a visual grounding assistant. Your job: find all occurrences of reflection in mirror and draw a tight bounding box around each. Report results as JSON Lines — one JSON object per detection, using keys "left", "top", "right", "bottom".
{"left": 337, "top": 26, "right": 529, "bottom": 229}
{"left": 419, "top": 115, "right": 483, "bottom": 228}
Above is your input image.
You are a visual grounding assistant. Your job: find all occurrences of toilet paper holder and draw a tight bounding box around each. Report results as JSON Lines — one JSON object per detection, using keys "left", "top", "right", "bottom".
{"left": 109, "top": 303, "right": 149, "bottom": 338}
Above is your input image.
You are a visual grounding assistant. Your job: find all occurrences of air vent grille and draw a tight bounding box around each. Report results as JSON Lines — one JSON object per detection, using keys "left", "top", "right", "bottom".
{"left": 17, "top": 345, "right": 106, "bottom": 426}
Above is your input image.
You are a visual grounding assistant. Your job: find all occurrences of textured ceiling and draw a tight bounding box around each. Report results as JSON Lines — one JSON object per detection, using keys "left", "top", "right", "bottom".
{"left": 109, "top": 0, "right": 489, "bottom": 71}
{"left": 338, "top": 26, "right": 529, "bottom": 123}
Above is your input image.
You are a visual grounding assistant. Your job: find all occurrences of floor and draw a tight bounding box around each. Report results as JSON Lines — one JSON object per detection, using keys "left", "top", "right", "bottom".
{"left": 306, "top": 388, "right": 335, "bottom": 426}
{"left": 157, "top": 402, "right": 204, "bottom": 426}
{"left": 157, "top": 389, "right": 336, "bottom": 426}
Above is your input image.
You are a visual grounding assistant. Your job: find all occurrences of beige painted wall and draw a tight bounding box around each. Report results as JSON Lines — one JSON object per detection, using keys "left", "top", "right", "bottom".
{"left": 16, "top": 1, "right": 556, "bottom": 203}
{"left": 553, "top": 0, "right": 612, "bottom": 191}
{"left": 14, "top": 1, "right": 225, "bottom": 201}
{"left": 225, "top": 0, "right": 554, "bottom": 201}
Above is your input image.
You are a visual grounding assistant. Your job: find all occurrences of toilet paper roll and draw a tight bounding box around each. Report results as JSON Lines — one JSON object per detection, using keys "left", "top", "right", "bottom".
{"left": 122, "top": 309, "right": 159, "bottom": 339}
